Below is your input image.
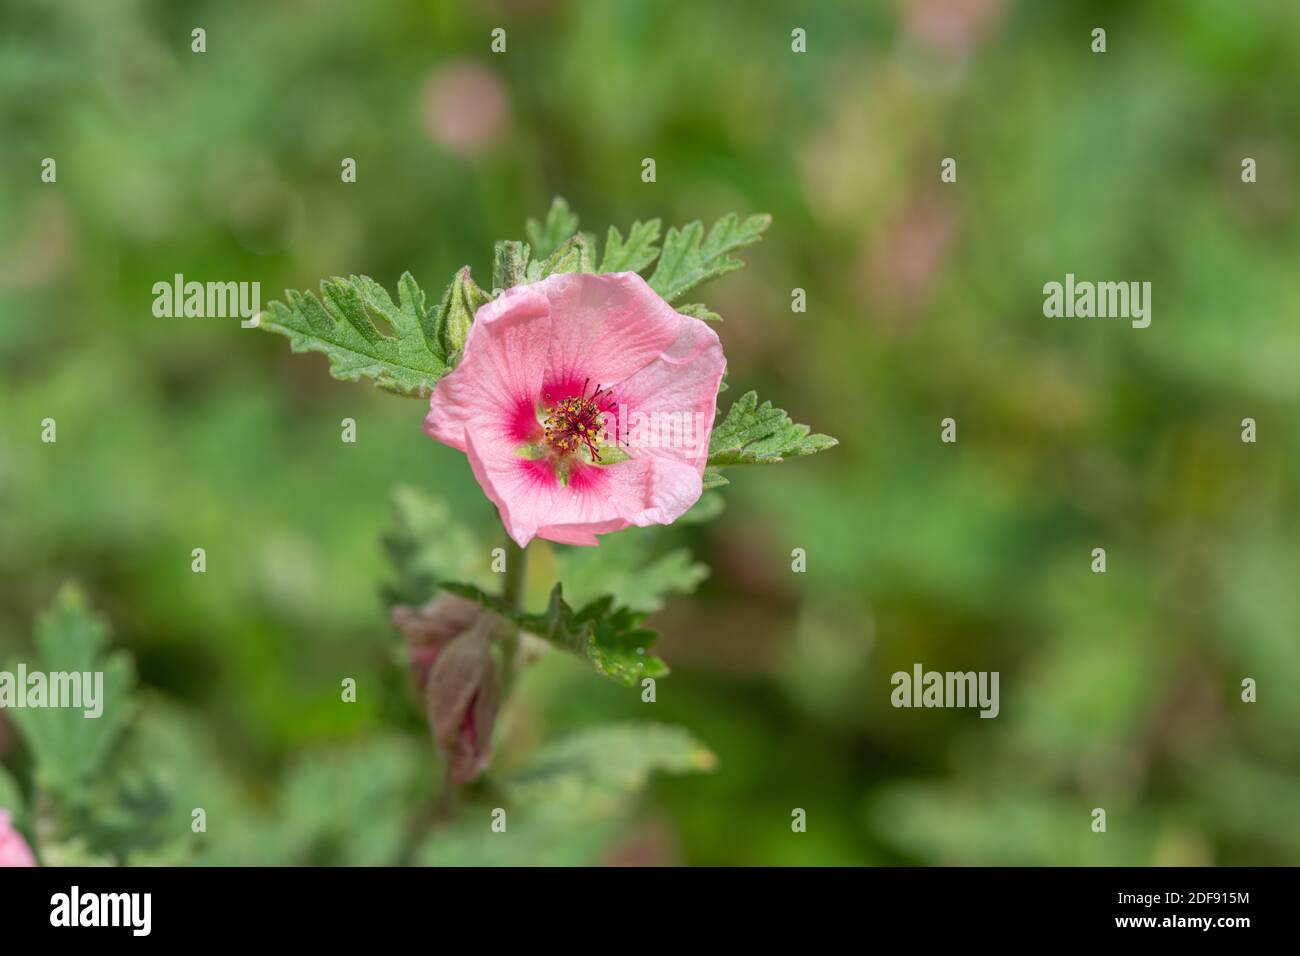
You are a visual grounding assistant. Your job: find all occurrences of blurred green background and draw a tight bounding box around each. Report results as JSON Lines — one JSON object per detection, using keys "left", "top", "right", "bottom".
{"left": 2, "top": 0, "right": 1299, "bottom": 865}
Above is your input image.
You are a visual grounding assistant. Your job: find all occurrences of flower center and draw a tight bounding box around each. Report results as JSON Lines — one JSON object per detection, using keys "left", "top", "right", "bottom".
{"left": 542, "top": 381, "right": 611, "bottom": 463}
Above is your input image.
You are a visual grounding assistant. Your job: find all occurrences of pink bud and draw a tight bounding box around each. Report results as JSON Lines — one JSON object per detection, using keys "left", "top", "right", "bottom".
{"left": 393, "top": 594, "right": 501, "bottom": 784}
{"left": 426, "top": 618, "right": 500, "bottom": 785}
{"left": 392, "top": 593, "right": 486, "bottom": 690}
{"left": 0, "top": 810, "right": 37, "bottom": 867}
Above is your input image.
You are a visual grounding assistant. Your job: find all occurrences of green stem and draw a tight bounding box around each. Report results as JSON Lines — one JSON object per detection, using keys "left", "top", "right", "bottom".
{"left": 498, "top": 534, "right": 527, "bottom": 692}
{"left": 502, "top": 535, "right": 527, "bottom": 611}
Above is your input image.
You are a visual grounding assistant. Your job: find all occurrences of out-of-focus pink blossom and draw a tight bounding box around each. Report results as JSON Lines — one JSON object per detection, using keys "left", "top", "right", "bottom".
{"left": 0, "top": 811, "right": 37, "bottom": 867}
{"left": 420, "top": 61, "right": 512, "bottom": 158}
{"left": 864, "top": 194, "right": 958, "bottom": 318}
{"left": 392, "top": 594, "right": 500, "bottom": 784}
{"left": 900, "top": 0, "right": 1005, "bottom": 56}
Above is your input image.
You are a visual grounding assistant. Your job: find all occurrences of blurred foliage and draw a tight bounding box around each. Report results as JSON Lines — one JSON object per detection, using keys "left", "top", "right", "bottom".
{"left": 2, "top": 0, "right": 1299, "bottom": 865}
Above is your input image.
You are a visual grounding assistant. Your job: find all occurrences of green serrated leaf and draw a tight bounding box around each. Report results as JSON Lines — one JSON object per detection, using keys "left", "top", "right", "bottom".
{"left": 708, "top": 390, "right": 838, "bottom": 467}
{"left": 323, "top": 277, "right": 381, "bottom": 345}
{"left": 493, "top": 240, "right": 531, "bottom": 291}
{"left": 443, "top": 583, "right": 668, "bottom": 687}
{"left": 525, "top": 197, "right": 580, "bottom": 260}
{"left": 649, "top": 212, "right": 771, "bottom": 303}
{"left": 599, "top": 219, "right": 662, "bottom": 273}
{"left": 6, "top": 585, "right": 134, "bottom": 806}
{"left": 525, "top": 233, "right": 595, "bottom": 283}
{"left": 260, "top": 272, "right": 450, "bottom": 398}
{"left": 578, "top": 231, "right": 599, "bottom": 270}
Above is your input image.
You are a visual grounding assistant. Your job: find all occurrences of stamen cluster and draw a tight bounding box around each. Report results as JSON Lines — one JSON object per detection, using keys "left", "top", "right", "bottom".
{"left": 542, "top": 381, "right": 611, "bottom": 461}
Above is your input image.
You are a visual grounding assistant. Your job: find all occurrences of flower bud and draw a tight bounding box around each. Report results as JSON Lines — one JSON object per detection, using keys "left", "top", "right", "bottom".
{"left": 392, "top": 593, "right": 500, "bottom": 784}
{"left": 425, "top": 617, "right": 499, "bottom": 785}
{"left": 392, "top": 592, "right": 484, "bottom": 690}
{"left": 438, "top": 266, "right": 492, "bottom": 359}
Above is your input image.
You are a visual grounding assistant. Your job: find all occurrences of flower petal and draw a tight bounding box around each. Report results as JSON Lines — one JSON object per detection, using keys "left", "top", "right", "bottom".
{"left": 533, "top": 455, "right": 703, "bottom": 545}
{"left": 607, "top": 315, "right": 726, "bottom": 468}
{"left": 464, "top": 429, "right": 559, "bottom": 547}
{"left": 425, "top": 283, "right": 551, "bottom": 451}
{"left": 542, "top": 272, "right": 682, "bottom": 390}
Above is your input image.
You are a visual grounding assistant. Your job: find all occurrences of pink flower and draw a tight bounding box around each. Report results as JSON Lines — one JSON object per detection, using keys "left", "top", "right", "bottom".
{"left": 426, "top": 272, "right": 726, "bottom": 547}
{"left": 392, "top": 594, "right": 500, "bottom": 784}
{"left": 0, "top": 810, "right": 37, "bottom": 867}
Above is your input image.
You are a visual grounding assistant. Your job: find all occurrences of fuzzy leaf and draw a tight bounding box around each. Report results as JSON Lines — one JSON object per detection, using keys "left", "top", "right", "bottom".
{"left": 260, "top": 272, "right": 450, "bottom": 398}
{"left": 6, "top": 585, "right": 134, "bottom": 806}
{"left": 443, "top": 583, "right": 668, "bottom": 687}
{"left": 649, "top": 212, "right": 771, "bottom": 303}
{"left": 708, "top": 390, "right": 838, "bottom": 466}
{"left": 493, "top": 240, "right": 530, "bottom": 291}
{"left": 599, "top": 219, "right": 662, "bottom": 273}
{"left": 525, "top": 197, "right": 581, "bottom": 260}
{"left": 525, "top": 233, "right": 595, "bottom": 283}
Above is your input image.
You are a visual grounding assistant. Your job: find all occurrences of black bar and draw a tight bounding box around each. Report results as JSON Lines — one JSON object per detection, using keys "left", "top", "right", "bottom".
{"left": 0, "top": 866, "right": 1281, "bottom": 941}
